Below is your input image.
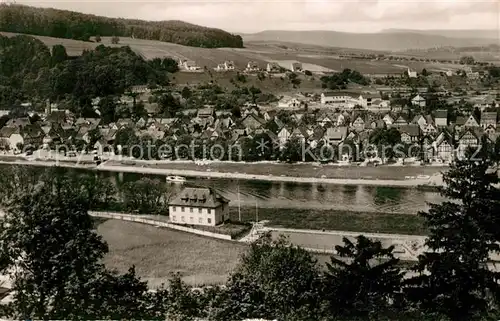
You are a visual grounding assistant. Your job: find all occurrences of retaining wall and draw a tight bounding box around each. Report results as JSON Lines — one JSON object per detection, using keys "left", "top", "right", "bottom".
{"left": 89, "top": 211, "right": 232, "bottom": 240}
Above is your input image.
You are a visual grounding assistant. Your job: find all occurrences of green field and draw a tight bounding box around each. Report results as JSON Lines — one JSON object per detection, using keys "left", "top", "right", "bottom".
{"left": 96, "top": 219, "right": 420, "bottom": 288}
{"left": 229, "top": 207, "right": 428, "bottom": 236}
{"left": 1, "top": 31, "right": 463, "bottom": 74}
{"left": 97, "top": 219, "right": 247, "bottom": 288}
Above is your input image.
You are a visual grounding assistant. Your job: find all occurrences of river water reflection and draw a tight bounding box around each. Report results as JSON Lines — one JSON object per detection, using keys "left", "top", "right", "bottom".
{"left": 1, "top": 165, "right": 445, "bottom": 214}
{"left": 104, "top": 171, "right": 445, "bottom": 214}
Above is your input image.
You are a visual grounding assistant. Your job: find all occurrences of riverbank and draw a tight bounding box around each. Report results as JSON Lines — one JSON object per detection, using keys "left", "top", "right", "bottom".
{"left": 0, "top": 156, "right": 446, "bottom": 188}
{"left": 97, "top": 162, "right": 444, "bottom": 188}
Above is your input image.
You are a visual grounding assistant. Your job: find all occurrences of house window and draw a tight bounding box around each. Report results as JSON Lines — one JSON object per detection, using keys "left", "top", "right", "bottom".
{"left": 207, "top": 218, "right": 212, "bottom": 224}
{"left": 181, "top": 216, "right": 185, "bottom": 222}
{"left": 172, "top": 207, "right": 176, "bottom": 212}
{"left": 181, "top": 207, "right": 185, "bottom": 212}
{"left": 172, "top": 216, "right": 176, "bottom": 221}
{"left": 190, "top": 207, "right": 193, "bottom": 213}
{"left": 190, "top": 217, "right": 193, "bottom": 223}
{"left": 198, "top": 208, "right": 202, "bottom": 213}
{"left": 199, "top": 217, "right": 202, "bottom": 224}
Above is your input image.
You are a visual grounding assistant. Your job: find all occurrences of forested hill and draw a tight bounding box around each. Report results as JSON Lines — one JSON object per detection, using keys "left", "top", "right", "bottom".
{"left": 0, "top": 4, "right": 244, "bottom": 48}
{"left": 0, "top": 34, "right": 176, "bottom": 114}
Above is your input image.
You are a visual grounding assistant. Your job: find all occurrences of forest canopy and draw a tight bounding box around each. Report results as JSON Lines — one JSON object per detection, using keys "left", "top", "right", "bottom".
{"left": 0, "top": 34, "right": 175, "bottom": 112}
{"left": 0, "top": 4, "right": 244, "bottom": 48}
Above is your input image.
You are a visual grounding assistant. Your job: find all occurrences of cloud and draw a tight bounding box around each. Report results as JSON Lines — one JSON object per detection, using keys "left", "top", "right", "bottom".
{"left": 14, "top": 0, "right": 500, "bottom": 32}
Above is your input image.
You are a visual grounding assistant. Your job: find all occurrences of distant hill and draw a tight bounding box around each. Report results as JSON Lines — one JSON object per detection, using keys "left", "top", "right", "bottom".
{"left": 0, "top": 4, "right": 243, "bottom": 48}
{"left": 382, "top": 29, "right": 500, "bottom": 40}
{"left": 242, "top": 30, "right": 499, "bottom": 51}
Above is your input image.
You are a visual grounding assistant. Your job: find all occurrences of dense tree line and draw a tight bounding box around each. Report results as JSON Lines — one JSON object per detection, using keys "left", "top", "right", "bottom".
{"left": 0, "top": 4, "right": 243, "bottom": 48}
{"left": 320, "top": 68, "right": 370, "bottom": 89}
{"left": 0, "top": 153, "right": 499, "bottom": 319}
{"left": 0, "top": 166, "right": 170, "bottom": 215}
{"left": 0, "top": 35, "right": 173, "bottom": 113}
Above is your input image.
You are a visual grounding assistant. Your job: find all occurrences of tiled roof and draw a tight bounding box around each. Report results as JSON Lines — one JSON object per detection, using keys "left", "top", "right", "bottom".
{"left": 169, "top": 187, "right": 229, "bottom": 208}
{"left": 435, "top": 110, "right": 448, "bottom": 119}
{"left": 455, "top": 116, "right": 467, "bottom": 125}
{"left": 6, "top": 117, "right": 30, "bottom": 127}
{"left": 481, "top": 112, "right": 497, "bottom": 122}
{"left": 399, "top": 125, "right": 420, "bottom": 137}
{"left": 0, "top": 126, "right": 20, "bottom": 137}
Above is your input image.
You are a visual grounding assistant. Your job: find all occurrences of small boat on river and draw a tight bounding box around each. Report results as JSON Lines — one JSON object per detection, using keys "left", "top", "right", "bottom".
{"left": 166, "top": 176, "right": 186, "bottom": 183}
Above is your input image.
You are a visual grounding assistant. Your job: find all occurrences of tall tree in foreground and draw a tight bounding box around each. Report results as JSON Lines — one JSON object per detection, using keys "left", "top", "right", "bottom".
{"left": 210, "top": 234, "right": 322, "bottom": 321}
{"left": 405, "top": 148, "right": 500, "bottom": 321}
{"left": 0, "top": 169, "right": 154, "bottom": 319}
{"left": 324, "top": 235, "right": 404, "bottom": 319}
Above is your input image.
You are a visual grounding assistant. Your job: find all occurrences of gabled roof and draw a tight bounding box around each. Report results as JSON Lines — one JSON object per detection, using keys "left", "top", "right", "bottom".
{"left": 411, "top": 94, "right": 425, "bottom": 101}
{"left": 393, "top": 115, "right": 408, "bottom": 124}
{"left": 278, "top": 126, "right": 292, "bottom": 134}
{"left": 464, "top": 114, "right": 479, "bottom": 126}
{"left": 425, "top": 115, "right": 435, "bottom": 125}
{"left": 116, "top": 118, "right": 133, "bottom": 127}
{"left": 399, "top": 125, "right": 420, "bottom": 137}
{"left": 0, "top": 126, "right": 20, "bottom": 138}
{"left": 371, "top": 119, "right": 386, "bottom": 129}
{"left": 46, "top": 111, "right": 67, "bottom": 124}
{"left": 311, "top": 126, "right": 325, "bottom": 141}
{"left": 480, "top": 112, "right": 497, "bottom": 123}
{"left": 383, "top": 114, "right": 394, "bottom": 121}
{"left": 455, "top": 116, "right": 467, "bottom": 126}
{"left": 325, "top": 126, "right": 348, "bottom": 141}
{"left": 411, "top": 115, "right": 426, "bottom": 124}
{"left": 359, "top": 93, "right": 381, "bottom": 99}
{"left": 434, "top": 131, "right": 453, "bottom": 146}
{"left": 352, "top": 116, "right": 365, "bottom": 127}
{"left": 266, "top": 130, "right": 278, "bottom": 142}
{"left": 291, "top": 127, "right": 309, "bottom": 138}
{"left": 241, "top": 113, "right": 265, "bottom": 125}
{"left": 169, "top": 187, "right": 229, "bottom": 209}
{"left": 459, "top": 128, "right": 483, "bottom": 141}
{"left": 22, "top": 124, "right": 43, "bottom": 139}
{"left": 6, "top": 117, "right": 30, "bottom": 128}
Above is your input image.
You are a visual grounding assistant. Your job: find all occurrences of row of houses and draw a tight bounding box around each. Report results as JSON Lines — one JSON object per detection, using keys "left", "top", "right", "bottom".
{"left": 1, "top": 106, "right": 498, "bottom": 163}
{"left": 178, "top": 58, "right": 304, "bottom": 74}
{"left": 275, "top": 110, "right": 499, "bottom": 163}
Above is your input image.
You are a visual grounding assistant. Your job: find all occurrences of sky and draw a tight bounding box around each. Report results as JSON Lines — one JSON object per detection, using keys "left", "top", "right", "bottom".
{"left": 13, "top": 0, "right": 500, "bottom": 33}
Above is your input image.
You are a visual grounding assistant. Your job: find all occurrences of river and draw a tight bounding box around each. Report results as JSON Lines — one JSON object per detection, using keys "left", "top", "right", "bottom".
{"left": 102, "top": 170, "right": 444, "bottom": 214}
{"left": 1, "top": 164, "right": 445, "bottom": 214}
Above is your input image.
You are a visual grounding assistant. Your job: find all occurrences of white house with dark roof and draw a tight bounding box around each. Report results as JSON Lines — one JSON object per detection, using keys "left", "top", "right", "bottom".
{"left": 320, "top": 92, "right": 359, "bottom": 109}
{"left": 278, "top": 97, "right": 302, "bottom": 108}
{"left": 215, "top": 61, "right": 235, "bottom": 71}
{"left": 407, "top": 68, "right": 417, "bottom": 78}
{"left": 480, "top": 112, "right": 497, "bottom": 129}
{"left": 169, "top": 187, "right": 230, "bottom": 226}
{"left": 0, "top": 127, "right": 23, "bottom": 151}
{"left": 291, "top": 62, "right": 303, "bottom": 72}
{"left": 358, "top": 93, "right": 382, "bottom": 109}
{"left": 266, "top": 63, "right": 281, "bottom": 73}
{"left": 245, "top": 61, "right": 260, "bottom": 72}
{"left": 178, "top": 59, "right": 201, "bottom": 71}
{"left": 411, "top": 95, "right": 426, "bottom": 108}
{"left": 434, "top": 110, "right": 448, "bottom": 127}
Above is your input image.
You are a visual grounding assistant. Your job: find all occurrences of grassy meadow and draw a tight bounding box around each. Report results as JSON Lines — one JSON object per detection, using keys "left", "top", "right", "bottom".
{"left": 97, "top": 219, "right": 247, "bottom": 288}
